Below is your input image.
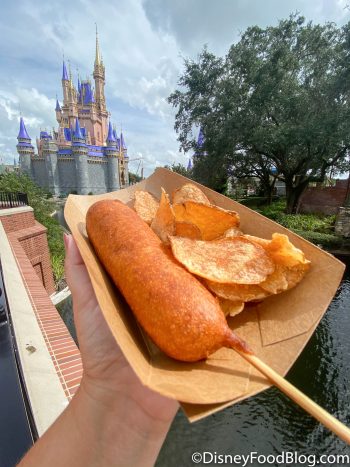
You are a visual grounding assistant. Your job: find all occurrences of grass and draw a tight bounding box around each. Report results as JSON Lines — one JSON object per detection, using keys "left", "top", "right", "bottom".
{"left": 254, "top": 199, "right": 343, "bottom": 249}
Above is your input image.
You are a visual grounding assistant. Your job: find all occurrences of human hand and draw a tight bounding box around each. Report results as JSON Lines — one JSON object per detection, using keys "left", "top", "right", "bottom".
{"left": 64, "top": 234, "right": 178, "bottom": 465}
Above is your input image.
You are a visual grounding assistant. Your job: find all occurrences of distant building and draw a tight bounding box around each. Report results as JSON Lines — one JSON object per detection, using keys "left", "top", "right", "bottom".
{"left": 17, "top": 31, "right": 129, "bottom": 196}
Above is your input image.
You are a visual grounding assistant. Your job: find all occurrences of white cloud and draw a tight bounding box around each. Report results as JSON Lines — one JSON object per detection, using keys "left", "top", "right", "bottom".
{"left": 0, "top": 0, "right": 349, "bottom": 172}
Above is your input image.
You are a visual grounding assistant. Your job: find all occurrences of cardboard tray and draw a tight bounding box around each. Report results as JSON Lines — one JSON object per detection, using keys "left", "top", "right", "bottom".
{"left": 64, "top": 167, "right": 345, "bottom": 421}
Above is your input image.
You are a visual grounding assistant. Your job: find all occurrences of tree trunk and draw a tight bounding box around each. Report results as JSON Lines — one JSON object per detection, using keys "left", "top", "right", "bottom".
{"left": 260, "top": 175, "right": 276, "bottom": 205}
{"left": 285, "top": 179, "right": 308, "bottom": 214}
{"left": 266, "top": 177, "right": 277, "bottom": 205}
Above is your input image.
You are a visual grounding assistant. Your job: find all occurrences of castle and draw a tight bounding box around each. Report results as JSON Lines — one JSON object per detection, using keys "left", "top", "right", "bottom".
{"left": 17, "top": 32, "right": 129, "bottom": 196}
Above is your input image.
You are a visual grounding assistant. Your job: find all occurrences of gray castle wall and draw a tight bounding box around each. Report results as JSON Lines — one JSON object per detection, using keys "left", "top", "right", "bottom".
{"left": 24, "top": 152, "right": 124, "bottom": 196}
{"left": 87, "top": 158, "right": 109, "bottom": 194}
{"left": 32, "top": 158, "right": 49, "bottom": 190}
{"left": 58, "top": 157, "right": 77, "bottom": 194}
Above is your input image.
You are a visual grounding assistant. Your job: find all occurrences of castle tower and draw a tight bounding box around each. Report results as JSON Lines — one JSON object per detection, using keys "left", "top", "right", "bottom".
{"left": 119, "top": 131, "right": 129, "bottom": 186}
{"left": 62, "top": 60, "right": 70, "bottom": 104}
{"left": 42, "top": 134, "right": 60, "bottom": 196}
{"left": 105, "top": 121, "right": 120, "bottom": 191}
{"left": 72, "top": 118, "right": 89, "bottom": 195}
{"left": 17, "top": 117, "right": 34, "bottom": 176}
{"left": 194, "top": 127, "right": 206, "bottom": 159}
{"left": 55, "top": 98, "right": 62, "bottom": 124}
{"left": 93, "top": 27, "right": 106, "bottom": 113}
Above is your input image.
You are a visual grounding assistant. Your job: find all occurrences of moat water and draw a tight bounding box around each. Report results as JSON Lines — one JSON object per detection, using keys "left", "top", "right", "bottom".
{"left": 56, "top": 209, "right": 350, "bottom": 464}
{"left": 157, "top": 265, "right": 350, "bottom": 466}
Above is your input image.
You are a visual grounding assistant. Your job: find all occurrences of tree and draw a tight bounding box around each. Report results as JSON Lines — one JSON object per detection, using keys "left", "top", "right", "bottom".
{"left": 229, "top": 150, "right": 278, "bottom": 203}
{"left": 164, "top": 162, "right": 193, "bottom": 178}
{"left": 168, "top": 16, "right": 350, "bottom": 212}
{"left": 128, "top": 171, "right": 142, "bottom": 184}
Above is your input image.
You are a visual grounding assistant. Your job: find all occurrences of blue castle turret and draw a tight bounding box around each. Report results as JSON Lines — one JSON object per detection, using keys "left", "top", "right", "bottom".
{"left": 55, "top": 99, "right": 61, "bottom": 112}
{"left": 104, "top": 121, "right": 120, "bottom": 191}
{"left": 62, "top": 60, "right": 70, "bottom": 103}
{"left": 55, "top": 99, "right": 62, "bottom": 124}
{"left": 194, "top": 127, "right": 207, "bottom": 161}
{"left": 73, "top": 118, "right": 89, "bottom": 195}
{"left": 17, "top": 117, "right": 34, "bottom": 176}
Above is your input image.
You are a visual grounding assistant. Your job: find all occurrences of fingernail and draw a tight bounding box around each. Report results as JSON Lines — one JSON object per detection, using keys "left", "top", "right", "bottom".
{"left": 63, "top": 233, "right": 70, "bottom": 250}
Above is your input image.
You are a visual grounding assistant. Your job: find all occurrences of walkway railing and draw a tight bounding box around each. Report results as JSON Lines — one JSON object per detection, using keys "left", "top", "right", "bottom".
{"left": 0, "top": 192, "right": 28, "bottom": 209}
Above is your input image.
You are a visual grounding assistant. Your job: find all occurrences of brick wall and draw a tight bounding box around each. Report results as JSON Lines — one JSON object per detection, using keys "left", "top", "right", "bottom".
{"left": 0, "top": 207, "right": 55, "bottom": 295}
{"left": 298, "top": 179, "right": 349, "bottom": 215}
{"left": 0, "top": 209, "right": 35, "bottom": 232}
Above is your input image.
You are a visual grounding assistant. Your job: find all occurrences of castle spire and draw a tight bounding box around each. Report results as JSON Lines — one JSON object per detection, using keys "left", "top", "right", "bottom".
{"left": 120, "top": 131, "right": 127, "bottom": 150}
{"left": 106, "top": 121, "right": 116, "bottom": 143}
{"left": 74, "top": 118, "right": 83, "bottom": 140}
{"left": 55, "top": 98, "right": 61, "bottom": 111}
{"left": 17, "top": 117, "right": 31, "bottom": 140}
{"left": 95, "top": 23, "right": 101, "bottom": 66}
{"left": 197, "top": 127, "right": 205, "bottom": 148}
{"left": 68, "top": 60, "right": 73, "bottom": 86}
{"left": 62, "top": 60, "right": 69, "bottom": 81}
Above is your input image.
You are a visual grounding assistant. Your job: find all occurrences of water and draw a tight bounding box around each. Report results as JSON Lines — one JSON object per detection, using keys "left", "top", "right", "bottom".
{"left": 156, "top": 266, "right": 350, "bottom": 466}
{"left": 55, "top": 206, "right": 350, "bottom": 463}
{"left": 54, "top": 206, "right": 68, "bottom": 231}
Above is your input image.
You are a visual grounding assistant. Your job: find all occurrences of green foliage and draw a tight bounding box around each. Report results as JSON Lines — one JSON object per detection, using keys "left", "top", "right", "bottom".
{"left": 169, "top": 15, "right": 350, "bottom": 212}
{"left": 0, "top": 172, "right": 55, "bottom": 220}
{"left": 254, "top": 198, "right": 341, "bottom": 248}
{"left": 0, "top": 172, "right": 65, "bottom": 286}
{"left": 258, "top": 200, "right": 336, "bottom": 233}
{"left": 51, "top": 253, "right": 65, "bottom": 285}
{"left": 164, "top": 163, "right": 193, "bottom": 179}
{"left": 256, "top": 199, "right": 287, "bottom": 219}
{"left": 239, "top": 196, "right": 278, "bottom": 208}
{"left": 276, "top": 214, "right": 336, "bottom": 233}
{"left": 291, "top": 230, "right": 343, "bottom": 249}
{"left": 129, "top": 171, "right": 142, "bottom": 184}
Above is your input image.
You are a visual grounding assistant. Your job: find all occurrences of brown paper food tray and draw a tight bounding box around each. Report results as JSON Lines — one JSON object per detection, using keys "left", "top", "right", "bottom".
{"left": 64, "top": 167, "right": 345, "bottom": 422}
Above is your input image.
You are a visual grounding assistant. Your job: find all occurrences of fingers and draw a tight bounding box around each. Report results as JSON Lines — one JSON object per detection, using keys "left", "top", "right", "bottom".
{"left": 64, "top": 234, "right": 93, "bottom": 298}
{"left": 64, "top": 233, "right": 85, "bottom": 266}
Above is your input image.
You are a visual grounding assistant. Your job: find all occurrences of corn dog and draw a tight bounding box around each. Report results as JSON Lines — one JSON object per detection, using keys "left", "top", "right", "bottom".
{"left": 86, "top": 199, "right": 250, "bottom": 362}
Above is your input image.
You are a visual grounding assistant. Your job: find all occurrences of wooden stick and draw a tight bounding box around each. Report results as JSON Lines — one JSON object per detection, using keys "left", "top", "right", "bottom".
{"left": 235, "top": 349, "right": 350, "bottom": 444}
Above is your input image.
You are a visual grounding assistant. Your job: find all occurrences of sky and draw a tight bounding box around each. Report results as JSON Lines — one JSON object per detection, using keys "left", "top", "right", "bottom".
{"left": 0, "top": 0, "right": 349, "bottom": 177}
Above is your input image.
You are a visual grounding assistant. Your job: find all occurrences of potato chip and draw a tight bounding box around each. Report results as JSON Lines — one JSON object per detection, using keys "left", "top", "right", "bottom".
{"left": 151, "top": 188, "right": 175, "bottom": 244}
{"left": 259, "top": 265, "right": 289, "bottom": 294}
{"left": 221, "top": 227, "right": 243, "bottom": 238}
{"left": 218, "top": 298, "right": 245, "bottom": 317}
{"left": 134, "top": 191, "right": 159, "bottom": 225}
{"left": 175, "top": 221, "right": 202, "bottom": 239}
{"left": 260, "top": 263, "right": 310, "bottom": 294}
{"left": 169, "top": 236, "right": 275, "bottom": 284}
{"left": 207, "top": 281, "right": 270, "bottom": 302}
{"left": 173, "top": 202, "right": 240, "bottom": 241}
{"left": 245, "top": 233, "right": 310, "bottom": 268}
{"left": 172, "top": 183, "right": 211, "bottom": 205}
{"left": 244, "top": 234, "right": 310, "bottom": 293}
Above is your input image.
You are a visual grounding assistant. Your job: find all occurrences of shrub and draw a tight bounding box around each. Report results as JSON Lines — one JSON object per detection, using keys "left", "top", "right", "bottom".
{"left": 291, "top": 229, "right": 343, "bottom": 249}
{"left": 0, "top": 173, "right": 65, "bottom": 287}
